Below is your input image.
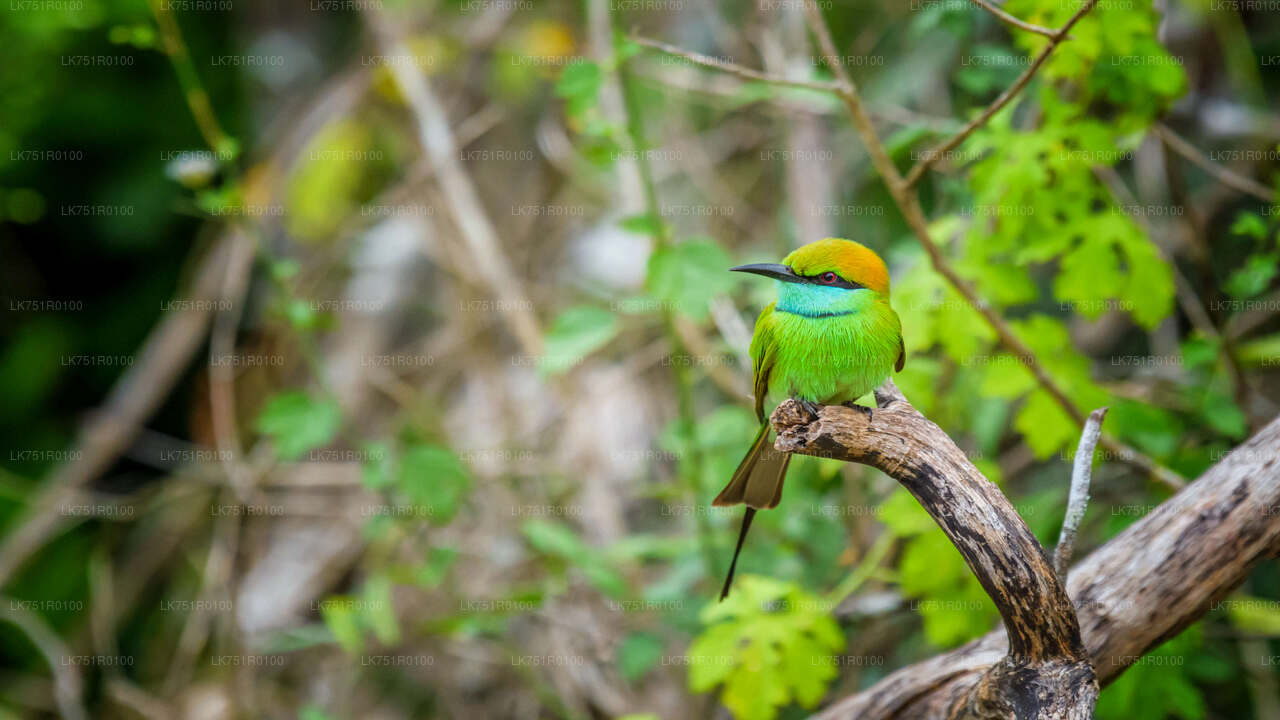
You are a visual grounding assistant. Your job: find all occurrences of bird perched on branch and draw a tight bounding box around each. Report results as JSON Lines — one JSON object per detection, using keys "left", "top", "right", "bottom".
{"left": 715, "top": 238, "right": 904, "bottom": 599}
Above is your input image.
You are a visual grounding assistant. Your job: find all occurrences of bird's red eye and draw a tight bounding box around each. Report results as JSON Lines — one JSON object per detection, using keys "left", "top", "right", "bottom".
{"left": 820, "top": 272, "right": 838, "bottom": 284}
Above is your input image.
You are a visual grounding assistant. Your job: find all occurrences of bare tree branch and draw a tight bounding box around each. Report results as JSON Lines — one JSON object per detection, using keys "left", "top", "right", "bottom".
{"left": 369, "top": 19, "right": 544, "bottom": 357}
{"left": 634, "top": 4, "right": 1187, "bottom": 491}
{"left": 629, "top": 34, "right": 840, "bottom": 93}
{"left": 799, "top": 2, "right": 1183, "bottom": 491}
{"left": 774, "top": 383, "right": 1096, "bottom": 718}
{"left": 1055, "top": 407, "right": 1107, "bottom": 578}
{"left": 795, "top": 400, "right": 1280, "bottom": 719}
{"left": 1154, "top": 122, "right": 1275, "bottom": 202}
{"left": 0, "top": 234, "right": 248, "bottom": 588}
{"left": 0, "top": 597, "right": 88, "bottom": 720}
{"left": 968, "top": 0, "right": 1058, "bottom": 39}
{"left": 903, "top": 0, "right": 1100, "bottom": 188}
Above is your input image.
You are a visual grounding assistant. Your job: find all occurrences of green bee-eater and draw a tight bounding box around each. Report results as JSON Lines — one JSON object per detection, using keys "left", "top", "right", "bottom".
{"left": 715, "top": 238, "right": 905, "bottom": 599}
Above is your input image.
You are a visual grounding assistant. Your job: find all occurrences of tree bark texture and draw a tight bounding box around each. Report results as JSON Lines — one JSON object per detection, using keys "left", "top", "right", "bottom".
{"left": 769, "top": 381, "right": 1280, "bottom": 719}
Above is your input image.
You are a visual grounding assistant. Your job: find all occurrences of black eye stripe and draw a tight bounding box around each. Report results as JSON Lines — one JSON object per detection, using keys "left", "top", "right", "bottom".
{"left": 800, "top": 272, "right": 863, "bottom": 290}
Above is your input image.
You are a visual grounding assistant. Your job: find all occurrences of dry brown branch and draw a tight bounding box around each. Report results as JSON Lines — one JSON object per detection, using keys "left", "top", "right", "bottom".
{"left": 634, "top": 5, "right": 1183, "bottom": 490}
{"left": 628, "top": 35, "right": 840, "bottom": 93}
{"left": 369, "top": 19, "right": 544, "bottom": 357}
{"left": 1097, "top": 162, "right": 1278, "bottom": 429}
{"left": 797, "top": 2, "right": 1183, "bottom": 492}
{"left": 968, "top": 0, "right": 1058, "bottom": 38}
{"left": 0, "top": 234, "right": 248, "bottom": 588}
{"left": 903, "top": 0, "right": 1100, "bottom": 188}
{"left": 775, "top": 391, "right": 1280, "bottom": 719}
{"left": 773, "top": 383, "right": 1097, "bottom": 719}
{"left": 1154, "top": 123, "right": 1274, "bottom": 202}
{"left": 0, "top": 597, "right": 89, "bottom": 720}
{"left": 208, "top": 229, "right": 256, "bottom": 496}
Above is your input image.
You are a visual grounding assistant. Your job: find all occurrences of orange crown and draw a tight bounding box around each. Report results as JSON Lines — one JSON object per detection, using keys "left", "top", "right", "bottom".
{"left": 783, "top": 238, "right": 891, "bottom": 295}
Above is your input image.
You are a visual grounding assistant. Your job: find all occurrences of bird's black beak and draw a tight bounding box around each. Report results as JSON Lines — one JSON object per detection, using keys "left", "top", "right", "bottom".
{"left": 730, "top": 263, "right": 804, "bottom": 283}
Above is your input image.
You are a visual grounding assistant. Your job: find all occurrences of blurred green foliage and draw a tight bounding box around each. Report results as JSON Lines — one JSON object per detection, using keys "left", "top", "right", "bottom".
{"left": 3, "top": 0, "right": 1280, "bottom": 718}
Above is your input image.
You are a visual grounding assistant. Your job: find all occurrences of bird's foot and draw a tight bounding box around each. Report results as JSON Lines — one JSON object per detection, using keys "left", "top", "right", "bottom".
{"left": 797, "top": 398, "right": 822, "bottom": 419}
{"left": 841, "top": 400, "right": 874, "bottom": 422}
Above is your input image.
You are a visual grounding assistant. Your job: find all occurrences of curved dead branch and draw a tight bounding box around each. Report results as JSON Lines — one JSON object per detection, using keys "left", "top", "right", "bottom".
{"left": 772, "top": 383, "right": 1280, "bottom": 719}
{"left": 773, "top": 382, "right": 1096, "bottom": 719}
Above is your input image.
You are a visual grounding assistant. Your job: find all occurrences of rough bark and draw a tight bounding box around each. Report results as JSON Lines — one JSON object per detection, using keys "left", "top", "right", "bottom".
{"left": 772, "top": 382, "right": 1097, "bottom": 718}
{"left": 770, "top": 382, "right": 1280, "bottom": 720}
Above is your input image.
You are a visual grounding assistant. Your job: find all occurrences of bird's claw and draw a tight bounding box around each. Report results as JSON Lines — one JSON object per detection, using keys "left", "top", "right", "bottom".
{"left": 842, "top": 400, "right": 874, "bottom": 422}
{"left": 797, "top": 398, "right": 822, "bottom": 419}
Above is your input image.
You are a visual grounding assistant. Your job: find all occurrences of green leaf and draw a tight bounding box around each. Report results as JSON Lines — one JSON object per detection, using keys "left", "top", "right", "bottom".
{"left": 580, "top": 561, "right": 627, "bottom": 598}
{"left": 899, "top": 531, "right": 966, "bottom": 597}
{"left": 1055, "top": 237, "right": 1123, "bottom": 320}
{"left": 555, "top": 61, "right": 601, "bottom": 101}
{"left": 1224, "top": 252, "right": 1279, "bottom": 300}
{"left": 416, "top": 547, "right": 458, "bottom": 588}
{"left": 362, "top": 576, "right": 400, "bottom": 646}
{"left": 1117, "top": 231, "right": 1174, "bottom": 329}
{"left": 522, "top": 520, "right": 627, "bottom": 597}
{"left": 689, "top": 576, "right": 845, "bottom": 719}
{"left": 255, "top": 392, "right": 342, "bottom": 461}
{"left": 1096, "top": 626, "right": 1207, "bottom": 720}
{"left": 555, "top": 61, "right": 602, "bottom": 120}
{"left": 879, "top": 488, "right": 935, "bottom": 537}
{"left": 540, "top": 305, "right": 619, "bottom": 375}
{"left": 687, "top": 622, "right": 739, "bottom": 691}
{"left": 1237, "top": 333, "right": 1280, "bottom": 367}
{"left": 320, "top": 598, "right": 363, "bottom": 654}
{"left": 649, "top": 239, "right": 735, "bottom": 320}
{"left": 934, "top": 287, "right": 995, "bottom": 362}
{"left": 1108, "top": 400, "right": 1183, "bottom": 458}
{"left": 270, "top": 259, "right": 300, "bottom": 281}
{"left": 1229, "top": 211, "right": 1268, "bottom": 240}
{"left": 522, "top": 519, "right": 587, "bottom": 557}
{"left": 360, "top": 442, "right": 393, "bottom": 490}
{"left": 397, "top": 445, "right": 471, "bottom": 523}
{"left": 617, "top": 632, "right": 664, "bottom": 682}
{"left": 1014, "top": 390, "right": 1079, "bottom": 459}
{"left": 619, "top": 213, "right": 663, "bottom": 237}
{"left": 1200, "top": 398, "right": 1247, "bottom": 439}
{"left": 613, "top": 35, "right": 642, "bottom": 63}
{"left": 284, "top": 298, "right": 320, "bottom": 330}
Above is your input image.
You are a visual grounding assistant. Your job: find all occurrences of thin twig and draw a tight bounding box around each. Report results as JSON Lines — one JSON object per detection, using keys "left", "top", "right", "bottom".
{"left": 635, "top": 4, "right": 1181, "bottom": 489}
{"left": 0, "top": 236, "right": 242, "bottom": 588}
{"left": 629, "top": 34, "right": 840, "bottom": 93}
{"left": 147, "top": 0, "right": 230, "bottom": 153}
{"left": 903, "top": 0, "right": 1100, "bottom": 188}
{"left": 1154, "top": 123, "right": 1274, "bottom": 202}
{"left": 0, "top": 598, "right": 88, "bottom": 720}
{"left": 1054, "top": 406, "right": 1107, "bottom": 578}
{"left": 163, "top": 499, "right": 240, "bottom": 695}
{"left": 968, "top": 0, "right": 1058, "bottom": 38}
{"left": 369, "top": 19, "right": 544, "bottom": 356}
{"left": 208, "top": 229, "right": 256, "bottom": 497}
{"left": 617, "top": 21, "right": 723, "bottom": 581}
{"left": 800, "top": 1, "right": 1182, "bottom": 491}
{"left": 1095, "top": 164, "right": 1276, "bottom": 424}
{"left": 105, "top": 678, "right": 174, "bottom": 720}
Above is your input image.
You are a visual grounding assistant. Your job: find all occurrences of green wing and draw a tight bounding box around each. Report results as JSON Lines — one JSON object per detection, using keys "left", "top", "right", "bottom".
{"left": 749, "top": 302, "right": 778, "bottom": 422}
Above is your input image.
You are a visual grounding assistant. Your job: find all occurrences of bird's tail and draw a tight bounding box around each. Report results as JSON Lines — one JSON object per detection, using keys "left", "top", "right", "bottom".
{"left": 713, "top": 422, "right": 790, "bottom": 600}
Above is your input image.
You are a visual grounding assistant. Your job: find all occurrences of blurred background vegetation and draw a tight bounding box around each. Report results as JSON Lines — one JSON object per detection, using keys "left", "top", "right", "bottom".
{"left": 1, "top": 0, "right": 1279, "bottom": 718}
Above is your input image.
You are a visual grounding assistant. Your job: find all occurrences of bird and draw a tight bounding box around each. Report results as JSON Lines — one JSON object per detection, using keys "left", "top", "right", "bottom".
{"left": 714, "top": 238, "right": 904, "bottom": 600}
